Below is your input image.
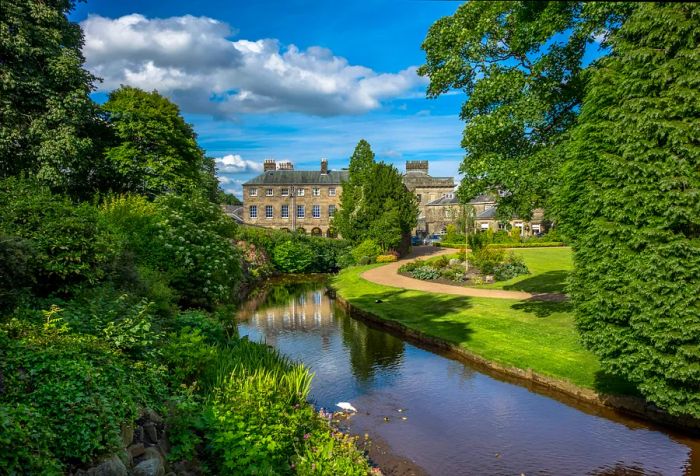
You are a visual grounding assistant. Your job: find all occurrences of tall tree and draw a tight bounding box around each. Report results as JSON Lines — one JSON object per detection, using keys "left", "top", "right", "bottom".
{"left": 0, "top": 0, "right": 104, "bottom": 195}
{"left": 333, "top": 139, "right": 377, "bottom": 242}
{"left": 102, "top": 87, "right": 206, "bottom": 197}
{"left": 418, "top": 2, "right": 633, "bottom": 219}
{"left": 556, "top": 3, "right": 700, "bottom": 417}
{"left": 333, "top": 140, "right": 417, "bottom": 250}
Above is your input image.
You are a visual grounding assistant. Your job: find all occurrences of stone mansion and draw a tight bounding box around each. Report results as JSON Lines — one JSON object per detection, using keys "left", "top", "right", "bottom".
{"left": 241, "top": 159, "right": 544, "bottom": 237}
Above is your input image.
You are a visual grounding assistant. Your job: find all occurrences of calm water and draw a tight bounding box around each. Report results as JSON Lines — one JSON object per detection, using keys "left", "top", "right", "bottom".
{"left": 236, "top": 278, "right": 699, "bottom": 476}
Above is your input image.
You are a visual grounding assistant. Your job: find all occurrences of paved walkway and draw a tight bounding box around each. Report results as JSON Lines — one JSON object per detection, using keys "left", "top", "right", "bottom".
{"left": 361, "top": 246, "right": 566, "bottom": 302}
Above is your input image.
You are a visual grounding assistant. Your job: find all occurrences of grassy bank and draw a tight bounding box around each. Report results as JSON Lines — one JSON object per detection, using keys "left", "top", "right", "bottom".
{"left": 333, "top": 264, "right": 632, "bottom": 396}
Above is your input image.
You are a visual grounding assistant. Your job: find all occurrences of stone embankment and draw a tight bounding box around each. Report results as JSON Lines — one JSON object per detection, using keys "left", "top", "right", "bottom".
{"left": 74, "top": 410, "right": 200, "bottom": 476}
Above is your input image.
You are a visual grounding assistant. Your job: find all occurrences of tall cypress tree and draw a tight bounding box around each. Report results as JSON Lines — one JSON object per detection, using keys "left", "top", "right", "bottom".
{"left": 557, "top": 3, "right": 700, "bottom": 417}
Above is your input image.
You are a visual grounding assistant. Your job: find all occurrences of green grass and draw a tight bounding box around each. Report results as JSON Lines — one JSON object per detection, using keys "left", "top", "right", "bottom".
{"left": 333, "top": 264, "right": 634, "bottom": 396}
{"left": 426, "top": 247, "right": 573, "bottom": 294}
{"left": 482, "top": 247, "right": 573, "bottom": 293}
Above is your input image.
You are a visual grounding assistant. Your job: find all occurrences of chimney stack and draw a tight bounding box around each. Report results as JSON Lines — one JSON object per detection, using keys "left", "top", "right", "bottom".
{"left": 320, "top": 158, "right": 328, "bottom": 174}
{"left": 277, "top": 161, "right": 294, "bottom": 170}
{"left": 406, "top": 160, "right": 429, "bottom": 175}
{"left": 263, "top": 159, "right": 276, "bottom": 172}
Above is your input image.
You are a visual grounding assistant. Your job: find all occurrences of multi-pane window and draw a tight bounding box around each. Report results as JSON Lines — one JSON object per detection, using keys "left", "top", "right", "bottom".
{"left": 328, "top": 205, "right": 336, "bottom": 217}
{"left": 312, "top": 205, "right": 320, "bottom": 218}
{"left": 249, "top": 205, "right": 257, "bottom": 218}
{"left": 312, "top": 187, "right": 320, "bottom": 196}
{"left": 265, "top": 205, "right": 273, "bottom": 218}
{"left": 249, "top": 188, "right": 258, "bottom": 197}
{"left": 281, "top": 188, "right": 289, "bottom": 196}
{"left": 297, "top": 188, "right": 305, "bottom": 196}
{"left": 328, "top": 187, "right": 336, "bottom": 197}
{"left": 281, "top": 205, "right": 289, "bottom": 218}
{"left": 297, "top": 205, "right": 305, "bottom": 218}
{"left": 266, "top": 188, "right": 273, "bottom": 196}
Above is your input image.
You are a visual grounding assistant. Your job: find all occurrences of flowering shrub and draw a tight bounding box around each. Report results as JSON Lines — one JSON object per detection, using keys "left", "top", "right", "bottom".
{"left": 101, "top": 194, "right": 242, "bottom": 308}
{"left": 375, "top": 254, "right": 398, "bottom": 263}
{"left": 494, "top": 259, "right": 530, "bottom": 281}
{"left": 237, "top": 240, "right": 274, "bottom": 280}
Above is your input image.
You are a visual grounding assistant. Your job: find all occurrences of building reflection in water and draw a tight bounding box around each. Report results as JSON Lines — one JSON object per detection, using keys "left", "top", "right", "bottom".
{"left": 237, "top": 285, "right": 405, "bottom": 383}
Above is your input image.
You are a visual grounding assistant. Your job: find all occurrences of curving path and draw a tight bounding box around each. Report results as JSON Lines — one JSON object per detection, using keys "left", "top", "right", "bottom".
{"left": 361, "top": 246, "right": 567, "bottom": 302}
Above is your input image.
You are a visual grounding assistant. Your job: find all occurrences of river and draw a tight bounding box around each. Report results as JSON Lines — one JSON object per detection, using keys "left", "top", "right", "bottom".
{"left": 236, "top": 277, "right": 699, "bottom": 476}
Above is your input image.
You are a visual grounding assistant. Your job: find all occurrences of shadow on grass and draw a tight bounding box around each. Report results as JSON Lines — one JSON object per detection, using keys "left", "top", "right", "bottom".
{"left": 352, "top": 290, "right": 476, "bottom": 345}
{"left": 510, "top": 299, "right": 573, "bottom": 318}
{"left": 503, "top": 270, "right": 570, "bottom": 294}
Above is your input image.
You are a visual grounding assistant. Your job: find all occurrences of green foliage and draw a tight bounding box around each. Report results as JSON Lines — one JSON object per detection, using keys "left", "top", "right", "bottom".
{"left": 493, "top": 257, "right": 530, "bottom": 281}
{"left": 236, "top": 226, "right": 351, "bottom": 273}
{"left": 556, "top": 3, "right": 700, "bottom": 417}
{"left": 375, "top": 254, "right": 398, "bottom": 263}
{"left": 409, "top": 266, "right": 442, "bottom": 281}
{"left": 334, "top": 140, "right": 418, "bottom": 251}
{"left": 273, "top": 240, "right": 315, "bottom": 274}
{"left": 293, "top": 427, "right": 372, "bottom": 476}
{"left": 350, "top": 239, "right": 383, "bottom": 264}
{"left": 0, "top": 177, "right": 114, "bottom": 294}
{"left": 418, "top": 1, "right": 635, "bottom": 219}
{"left": 102, "top": 87, "right": 205, "bottom": 197}
{"left": 0, "top": 235, "right": 35, "bottom": 310}
{"left": 100, "top": 193, "right": 242, "bottom": 307}
{"left": 444, "top": 224, "right": 463, "bottom": 244}
{"left": 467, "top": 232, "right": 488, "bottom": 252}
{"left": 0, "top": 0, "right": 108, "bottom": 196}
{"left": 0, "top": 403, "right": 63, "bottom": 475}
{"left": 487, "top": 242, "right": 565, "bottom": 249}
{"left": 468, "top": 247, "right": 507, "bottom": 275}
{"left": 0, "top": 316, "right": 166, "bottom": 465}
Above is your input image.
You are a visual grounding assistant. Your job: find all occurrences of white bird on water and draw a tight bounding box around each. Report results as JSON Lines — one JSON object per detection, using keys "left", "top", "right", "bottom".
{"left": 336, "top": 402, "right": 357, "bottom": 413}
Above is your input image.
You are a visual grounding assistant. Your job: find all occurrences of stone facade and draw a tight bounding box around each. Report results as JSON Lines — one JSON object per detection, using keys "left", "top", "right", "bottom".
{"left": 402, "top": 160, "right": 456, "bottom": 236}
{"left": 242, "top": 159, "right": 346, "bottom": 237}
{"left": 425, "top": 194, "right": 546, "bottom": 237}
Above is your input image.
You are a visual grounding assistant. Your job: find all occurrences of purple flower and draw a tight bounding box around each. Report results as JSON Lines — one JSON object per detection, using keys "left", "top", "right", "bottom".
{"left": 303, "top": 433, "right": 311, "bottom": 440}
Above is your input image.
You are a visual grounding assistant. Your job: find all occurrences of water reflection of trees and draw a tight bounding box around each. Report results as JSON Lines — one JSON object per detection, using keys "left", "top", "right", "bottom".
{"left": 340, "top": 312, "right": 405, "bottom": 382}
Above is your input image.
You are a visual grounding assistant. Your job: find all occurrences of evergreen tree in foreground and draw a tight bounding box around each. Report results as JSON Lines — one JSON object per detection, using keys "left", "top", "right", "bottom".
{"left": 333, "top": 140, "right": 417, "bottom": 250}
{"left": 557, "top": 2, "right": 700, "bottom": 417}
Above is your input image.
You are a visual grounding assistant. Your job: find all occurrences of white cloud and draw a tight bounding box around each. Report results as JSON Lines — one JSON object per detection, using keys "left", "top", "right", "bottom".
{"left": 215, "top": 154, "right": 263, "bottom": 174}
{"left": 82, "top": 14, "right": 425, "bottom": 117}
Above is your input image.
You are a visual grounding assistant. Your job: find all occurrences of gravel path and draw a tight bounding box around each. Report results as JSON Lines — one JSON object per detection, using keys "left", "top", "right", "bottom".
{"left": 361, "top": 246, "right": 567, "bottom": 302}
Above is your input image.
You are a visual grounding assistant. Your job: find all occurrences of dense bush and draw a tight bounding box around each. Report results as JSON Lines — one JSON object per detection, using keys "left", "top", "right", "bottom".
{"left": 350, "top": 239, "right": 382, "bottom": 264}
{"left": 0, "top": 403, "right": 62, "bottom": 474}
{"left": 493, "top": 259, "right": 530, "bottom": 281}
{"left": 237, "top": 226, "right": 350, "bottom": 273}
{"left": 0, "top": 235, "right": 35, "bottom": 310}
{"left": 0, "top": 315, "right": 167, "bottom": 465}
{"left": 487, "top": 242, "right": 565, "bottom": 248}
{"left": 0, "top": 178, "right": 114, "bottom": 295}
{"left": 101, "top": 193, "right": 242, "bottom": 307}
{"left": 273, "top": 240, "right": 315, "bottom": 274}
{"left": 555, "top": 2, "right": 700, "bottom": 417}
{"left": 468, "top": 247, "right": 507, "bottom": 275}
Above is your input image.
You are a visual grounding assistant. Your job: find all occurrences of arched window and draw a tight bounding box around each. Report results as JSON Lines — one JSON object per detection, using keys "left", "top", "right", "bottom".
{"left": 296, "top": 227, "right": 306, "bottom": 234}
{"left": 311, "top": 227, "right": 322, "bottom": 236}
{"left": 326, "top": 227, "right": 338, "bottom": 238}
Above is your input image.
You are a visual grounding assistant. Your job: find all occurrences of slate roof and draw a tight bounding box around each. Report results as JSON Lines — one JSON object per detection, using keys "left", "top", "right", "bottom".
{"left": 402, "top": 173, "right": 455, "bottom": 188}
{"left": 426, "top": 196, "right": 460, "bottom": 206}
{"left": 476, "top": 207, "right": 498, "bottom": 219}
{"left": 243, "top": 170, "right": 349, "bottom": 185}
{"left": 468, "top": 194, "right": 495, "bottom": 204}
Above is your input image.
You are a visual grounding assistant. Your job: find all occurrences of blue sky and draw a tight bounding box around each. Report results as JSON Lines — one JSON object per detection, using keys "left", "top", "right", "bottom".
{"left": 69, "top": 0, "right": 466, "bottom": 197}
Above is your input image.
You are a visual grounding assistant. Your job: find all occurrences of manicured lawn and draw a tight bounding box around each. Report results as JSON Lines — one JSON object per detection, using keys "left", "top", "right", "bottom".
{"left": 333, "top": 264, "right": 633, "bottom": 396}
{"left": 482, "top": 247, "right": 573, "bottom": 293}
{"left": 426, "top": 247, "right": 573, "bottom": 294}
